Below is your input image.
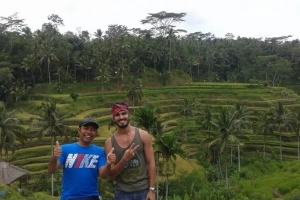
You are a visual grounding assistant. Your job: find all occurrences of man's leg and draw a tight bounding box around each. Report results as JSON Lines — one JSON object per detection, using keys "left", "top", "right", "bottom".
{"left": 135, "top": 189, "right": 148, "bottom": 200}
{"left": 114, "top": 189, "right": 134, "bottom": 200}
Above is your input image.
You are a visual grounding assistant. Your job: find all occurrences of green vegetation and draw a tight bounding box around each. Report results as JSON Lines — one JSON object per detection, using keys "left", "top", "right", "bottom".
{"left": 1, "top": 9, "right": 300, "bottom": 200}
{"left": 1, "top": 80, "right": 300, "bottom": 199}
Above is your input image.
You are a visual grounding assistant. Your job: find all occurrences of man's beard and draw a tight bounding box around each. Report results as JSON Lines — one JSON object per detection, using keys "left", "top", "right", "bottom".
{"left": 117, "top": 123, "right": 129, "bottom": 128}
{"left": 116, "top": 120, "right": 129, "bottom": 129}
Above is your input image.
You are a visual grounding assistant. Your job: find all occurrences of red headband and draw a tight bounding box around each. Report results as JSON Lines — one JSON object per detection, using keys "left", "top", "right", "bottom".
{"left": 112, "top": 104, "right": 129, "bottom": 116}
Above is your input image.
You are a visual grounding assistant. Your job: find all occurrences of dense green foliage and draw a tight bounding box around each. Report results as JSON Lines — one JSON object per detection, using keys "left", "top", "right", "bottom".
{"left": 1, "top": 10, "right": 300, "bottom": 200}
{"left": 1, "top": 11, "right": 300, "bottom": 105}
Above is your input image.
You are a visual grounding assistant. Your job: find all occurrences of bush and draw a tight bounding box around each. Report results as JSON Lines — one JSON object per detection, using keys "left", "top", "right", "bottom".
{"left": 70, "top": 92, "right": 79, "bottom": 102}
{"left": 283, "top": 189, "right": 300, "bottom": 200}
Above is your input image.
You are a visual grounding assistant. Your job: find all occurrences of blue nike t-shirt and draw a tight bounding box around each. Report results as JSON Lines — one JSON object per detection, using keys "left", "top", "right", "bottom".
{"left": 58, "top": 143, "right": 106, "bottom": 200}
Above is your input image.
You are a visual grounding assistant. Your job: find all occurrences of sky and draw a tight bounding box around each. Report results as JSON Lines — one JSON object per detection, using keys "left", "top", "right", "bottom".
{"left": 1, "top": 0, "right": 300, "bottom": 40}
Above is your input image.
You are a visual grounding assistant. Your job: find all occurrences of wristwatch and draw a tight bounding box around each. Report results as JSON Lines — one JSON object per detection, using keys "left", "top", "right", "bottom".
{"left": 149, "top": 187, "right": 155, "bottom": 192}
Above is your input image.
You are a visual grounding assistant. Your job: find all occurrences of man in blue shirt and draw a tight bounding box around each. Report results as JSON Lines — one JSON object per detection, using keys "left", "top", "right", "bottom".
{"left": 48, "top": 117, "right": 115, "bottom": 200}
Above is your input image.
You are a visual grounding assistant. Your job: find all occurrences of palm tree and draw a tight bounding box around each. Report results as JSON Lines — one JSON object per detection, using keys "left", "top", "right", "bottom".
{"left": 30, "top": 99, "right": 70, "bottom": 195}
{"left": 291, "top": 110, "right": 300, "bottom": 160}
{"left": 196, "top": 105, "right": 214, "bottom": 140}
{"left": 268, "top": 102, "right": 292, "bottom": 161}
{"left": 95, "top": 63, "right": 111, "bottom": 94}
{"left": 78, "top": 55, "right": 92, "bottom": 82}
{"left": 94, "top": 29, "right": 103, "bottom": 39}
{"left": 148, "top": 45, "right": 161, "bottom": 72}
{"left": 116, "top": 61, "right": 130, "bottom": 83}
{"left": 167, "top": 28, "right": 174, "bottom": 72}
{"left": 0, "top": 102, "right": 26, "bottom": 160}
{"left": 154, "top": 133, "right": 185, "bottom": 200}
{"left": 134, "top": 104, "right": 162, "bottom": 199}
{"left": 122, "top": 76, "right": 143, "bottom": 115}
{"left": 209, "top": 107, "right": 239, "bottom": 188}
{"left": 21, "top": 54, "right": 39, "bottom": 85}
{"left": 159, "top": 70, "right": 171, "bottom": 86}
{"left": 39, "top": 41, "right": 59, "bottom": 84}
{"left": 205, "top": 47, "right": 216, "bottom": 76}
{"left": 256, "top": 111, "right": 274, "bottom": 159}
{"left": 177, "top": 97, "right": 197, "bottom": 119}
{"left": 233, "top": 103, "right": 253, "bottom": 171}
{"left": 134, "top": 104, "right": 162, "bottom": 137}
{"left": 177, "top": 97, "right": 198, "bottom": 140}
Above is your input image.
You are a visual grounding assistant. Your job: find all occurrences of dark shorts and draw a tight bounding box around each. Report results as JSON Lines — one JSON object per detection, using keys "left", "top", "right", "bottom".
{"left": 114, "top": 189, "right": 148, "bottom": 200}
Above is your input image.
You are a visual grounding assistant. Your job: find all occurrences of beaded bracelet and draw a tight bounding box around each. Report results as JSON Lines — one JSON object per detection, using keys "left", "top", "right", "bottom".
{"left": 121, "top": 157, "right": 128, "bottom": 162}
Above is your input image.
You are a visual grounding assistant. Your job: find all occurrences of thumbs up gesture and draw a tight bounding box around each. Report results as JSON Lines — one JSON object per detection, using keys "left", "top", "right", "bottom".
{"left": 107, "top": 148, "right": 116, "bottom": 165}
{"left": 53, "top": 141, "right": 62, "bottom": 159}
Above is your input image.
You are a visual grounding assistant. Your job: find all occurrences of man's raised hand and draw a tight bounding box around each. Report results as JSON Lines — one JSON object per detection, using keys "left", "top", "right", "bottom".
{"left": 107, "top": 148, "right": 116, "bottom": 165}
{"left": 53, "top": 141, "right": 62, "bottom": 159}
{"left": 123, "top": 143, "right": 139, "bottom": 161}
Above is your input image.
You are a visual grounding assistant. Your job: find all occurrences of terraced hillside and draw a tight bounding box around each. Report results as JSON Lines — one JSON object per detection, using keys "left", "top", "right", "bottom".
{"left": 10, "top": 82, "right": 300, "bottom": 184}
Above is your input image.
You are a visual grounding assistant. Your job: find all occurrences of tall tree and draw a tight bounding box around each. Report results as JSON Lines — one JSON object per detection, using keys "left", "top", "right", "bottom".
{"left": 291, "top": 110, "right": 300, "bottom": 160}
{"left": 134, "top": 103, "right": 163, "bottom": 199}
{"left": 209, "top": 107, "right": 239, "bottom": 187}
{"left": 255, "top": 111, "right": 274, "bottom": 159}
{"left": 268, "top": 102, "right": 292, "bottom": 161}
{"left": 122, "top": 76, "right": 143, "bottom": 115}
{"left": 141, "top": 11, "right": 186, "bottom": 37}
{"left": 0, "top": 67, "right": 14, "bottom": 104}
{"left": 30, "top": 99, "right": 70, "bottom": 195}
{"left": 154, "top": 133, "right": 185, "bottom": 199}
{"left": 21, "top": 54, "right": 39, "bottom": 85}
{"left": 0, "top": 13, "right": 26, "bottom": 33}
{"left": 134, "top": 103, "right": 162, "bottom": 137}
{"left": 0, "top": 102, "right": 26, "bottom": 159}
{"left": 95, "top": 63, "right": 111, "bottom": 93}
{"left": 233, "top": 103, "right": 253, "bottom": 171}
{"left": 177, "top": 97, "right": 198, "bottom": 140}
{"left": 38, "top": 41, "right": 59, "bottom": 84}
{"left": 197, "top": 105, "right": 214, "bottom": 140}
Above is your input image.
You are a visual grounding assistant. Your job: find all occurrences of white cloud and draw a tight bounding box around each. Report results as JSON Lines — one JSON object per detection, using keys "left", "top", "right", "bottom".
{"left": 1, "top": 0, "right": 300, "bottom": 39}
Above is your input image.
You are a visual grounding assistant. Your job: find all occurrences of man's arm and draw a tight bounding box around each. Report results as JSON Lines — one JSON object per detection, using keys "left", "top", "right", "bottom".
{"left": 48, "top": 141, "right": 62, "bottom": 174}
{"left": 104, "top": 138, "right": 138, "bottom": 179}
{"left": 48, "top": 156, "right": 61, "bottom": 174}
{"left": 99, "top": 147, "right": 115, "bottom": 179}
{"left": 140, "top": 130, "right": 156, "bottom": 188}
{"left": 104, "top": 138, "right": 124, "bottom": 179}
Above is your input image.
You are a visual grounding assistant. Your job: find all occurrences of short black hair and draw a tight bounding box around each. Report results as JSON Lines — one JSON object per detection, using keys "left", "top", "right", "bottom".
{"left": 79, "top": 117, "right": 99, "bottom": 129}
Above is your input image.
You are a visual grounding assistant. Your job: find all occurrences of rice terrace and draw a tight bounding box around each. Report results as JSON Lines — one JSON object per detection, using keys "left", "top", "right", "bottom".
{"left": 1, "top": 10, "right": 300, "bottom": 200}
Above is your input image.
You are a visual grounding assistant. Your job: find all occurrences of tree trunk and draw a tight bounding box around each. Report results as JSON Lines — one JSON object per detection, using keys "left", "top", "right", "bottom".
{"left": 74, "top": 64, "right": 77, "bottom": 82}
{"left": 58, "top": 70, "right": 61, "bottom": 83}
{"left": 31, "top": 70, "right": 36, "bottom": 85}
{"left": 263, "top": 133, "right": 266, "bottom": 159}
{"left": 225, "top": 152, "right": 228, "bottom": 188}
{"left": 238, "top": 143, "right": 240, "bottom": 172}
{"left": 218, "top": 154, "right": 223, "bottom": 182}
{"left": 168, "top": 39, "right": 171, "bottom": 72}
{"left": 51, "top": 137, "right": 54, "bottom": 196}
{"left": 165, "top": 174, "right": 169, "bottom": 200}
{"left": 279, "top": 125, "right": 282, "bottom": 161}
{"left": 297, "top": 132, "right": 300, "bottom": 160}
{"left": 230, "top": 144, "right": 232, "bottom": 164}
{"left": 47, "top": 58, "right": 51, "bottom": 85}
{"left": 156, "top": 153, "right": 159, "bottom": 200}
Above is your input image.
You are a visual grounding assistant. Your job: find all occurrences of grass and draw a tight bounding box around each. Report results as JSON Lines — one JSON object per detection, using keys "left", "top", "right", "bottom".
{"left": 238, "top": 161, "right": 300, "bottom": 199}
{"left": 0, "top": 183, "right": 57, "bottom": 200}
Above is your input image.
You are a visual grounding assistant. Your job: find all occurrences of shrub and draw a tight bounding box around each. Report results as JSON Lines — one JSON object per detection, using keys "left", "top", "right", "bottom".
{"left": 70, "top": 92, "right": 79, "bottom": 102}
